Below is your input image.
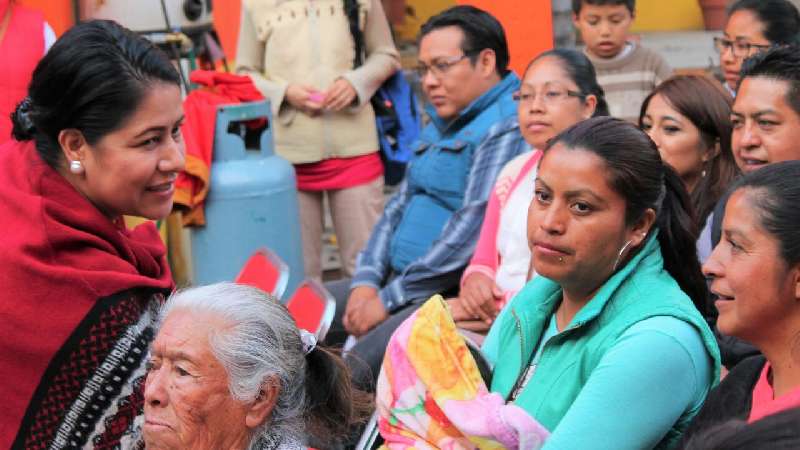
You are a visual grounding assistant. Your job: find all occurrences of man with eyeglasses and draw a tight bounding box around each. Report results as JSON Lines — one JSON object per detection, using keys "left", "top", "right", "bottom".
{"left": 325, "top": 5, "right": 525, "bottom": 389}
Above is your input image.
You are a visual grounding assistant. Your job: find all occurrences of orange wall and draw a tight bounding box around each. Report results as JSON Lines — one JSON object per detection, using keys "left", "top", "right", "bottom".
{"left": 18, "top": 0, "right": 73, "bottom": 35}
{"left": 19, "top": 0, "right": 553, "bottom": 76}
{"left": 213, "top": 0, "right": 552, "bottom": 75}
{"left": 459, "top": 0, "right": 552, "bottom": 75}
{"left": 214, "top": 0, "right": 243, "bottom": 65}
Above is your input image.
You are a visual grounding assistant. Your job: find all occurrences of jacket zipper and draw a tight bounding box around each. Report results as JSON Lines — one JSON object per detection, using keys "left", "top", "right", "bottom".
{"left": 511, "top": 308, "right": 526, "bottom": 381}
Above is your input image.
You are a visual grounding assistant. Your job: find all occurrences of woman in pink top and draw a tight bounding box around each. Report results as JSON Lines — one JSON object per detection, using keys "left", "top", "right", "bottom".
{"left": 681, "top": 161, "right": 800, "bottom": 442}
{"left": 448, "top": 49, "right": 609, "bottom": 331}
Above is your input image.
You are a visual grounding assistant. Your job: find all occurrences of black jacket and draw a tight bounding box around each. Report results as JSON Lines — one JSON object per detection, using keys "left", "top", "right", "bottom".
{"left": 680, "top": 355, "right": 767, "bottom": 447}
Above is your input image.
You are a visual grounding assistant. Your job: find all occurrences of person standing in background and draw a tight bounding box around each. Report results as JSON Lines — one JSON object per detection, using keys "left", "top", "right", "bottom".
{"left": 572, "top": 0, "right": 671, "bottom": 122}
{"left": 0, "top": 0, "right": 55, "bottom": 143}
{"left": 236, "top": 0, "right": 400, "bottom": 282}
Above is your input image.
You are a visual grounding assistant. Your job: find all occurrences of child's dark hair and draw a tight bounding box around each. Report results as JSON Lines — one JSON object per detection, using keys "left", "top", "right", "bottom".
{"left": 572, "top": 0, "right": 635, "bottom": 15}
{"left": 728, "top": 0, "right": 800, "bottom": 46}
{"left": 10, "top": 20, "right": 180, "bottom": 169}
{"left": 546, "top": 117, "right": 709, "bottom": 315}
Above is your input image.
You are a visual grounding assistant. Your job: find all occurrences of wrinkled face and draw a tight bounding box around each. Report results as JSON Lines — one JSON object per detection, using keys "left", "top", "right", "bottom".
{"left": 731, "top": 77, "right": 800, "bottom": 173}
{"left": 517, "top": 56, "right": 596, "bottom": 150}
{"left": 641, "top": 94, "right": 711, "bottom": 192}
{"left": 573, "top": 3, "right": 633, "bottom": 58}
{"left": 418, "top": 26, "right": 495, "bottom": 121}
{"left": 528, "top": 144, "right": 647, "bottom": 293}
{"left": 144, "top": 310, "right": 254, "bottom": 450}
{"left": 703, "top": 190, "right": 799, "bottom": 344}
{"left": 720, "top": 10, "right": 770, "bottom": 90}
{"left": 78, "top": 82, "right": 185, "bottom": 220}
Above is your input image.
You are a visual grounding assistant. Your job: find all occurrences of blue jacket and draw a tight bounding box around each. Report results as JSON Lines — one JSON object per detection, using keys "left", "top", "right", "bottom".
{"left": 389, "top": 74, "right": 519, "bottom": 272}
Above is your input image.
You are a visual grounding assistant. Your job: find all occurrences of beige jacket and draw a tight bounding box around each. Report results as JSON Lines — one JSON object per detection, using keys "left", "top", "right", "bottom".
{"left": 236, "top": 0, "right": 400, "bottom": 164}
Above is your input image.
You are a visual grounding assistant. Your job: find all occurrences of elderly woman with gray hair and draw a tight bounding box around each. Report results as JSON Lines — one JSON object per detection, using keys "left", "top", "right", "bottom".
{"left": 141, "top": 282, "right": 371, "bottom": 449}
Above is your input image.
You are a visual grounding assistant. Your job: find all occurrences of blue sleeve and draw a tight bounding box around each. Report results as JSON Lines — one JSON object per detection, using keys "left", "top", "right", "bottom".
{"left": 350, "top": 178, "right": 412, "bottom": 290}
{"left": 378, "top": 123, "right": 526, "bottom": 310}
{"left": 542, "top": 317, "right": 714, "bottom": 450}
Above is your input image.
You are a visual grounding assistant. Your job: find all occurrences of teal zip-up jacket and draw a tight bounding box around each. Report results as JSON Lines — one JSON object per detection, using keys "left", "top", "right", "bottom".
{"left": 483, "top": 233, "right": 721, "bottom": 449}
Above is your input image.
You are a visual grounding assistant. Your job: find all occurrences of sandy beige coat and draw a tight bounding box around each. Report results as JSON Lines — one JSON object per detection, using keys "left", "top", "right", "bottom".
{"left": 236, "top": 0, "right": 400, "bottom": 164}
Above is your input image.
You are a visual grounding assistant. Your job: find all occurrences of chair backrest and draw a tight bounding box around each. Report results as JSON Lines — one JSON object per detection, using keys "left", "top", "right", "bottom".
{"left": 355, "top": 327, "right": 493, "bottom": 450}
{"left": 235, "top": 248, "right": 289, "bottom": 300}
{"left": 462, "top": 332, "right": 493, "bottom": 386}
{"left": 285, "top": 278, "right": 336, "bottom": 341}
{"left": 354, "top": 411, "right": 380, "bottom": 450}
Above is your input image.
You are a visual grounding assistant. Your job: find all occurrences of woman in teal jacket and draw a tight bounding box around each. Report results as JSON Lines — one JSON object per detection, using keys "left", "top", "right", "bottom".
{"left": 483, "top": 117, "right": 721, "bottom": 449}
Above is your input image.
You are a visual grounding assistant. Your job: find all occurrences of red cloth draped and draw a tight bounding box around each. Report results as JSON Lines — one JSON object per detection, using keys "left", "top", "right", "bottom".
{"left": 0, "top": 140, "right": 174, "bottom": 448}
{"left": 175, "top": 70, "right": 265, "bottom": 226}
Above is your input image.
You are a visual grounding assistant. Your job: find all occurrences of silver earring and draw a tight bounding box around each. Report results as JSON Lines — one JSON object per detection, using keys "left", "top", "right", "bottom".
{"left": 612, "top": 240, "right": 633, "bottom": 272}
{"left": 69, "top": 160, "right": 83, "bottom": 174}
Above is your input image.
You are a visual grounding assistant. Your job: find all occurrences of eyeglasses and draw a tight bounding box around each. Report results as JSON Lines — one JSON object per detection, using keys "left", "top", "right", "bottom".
{"left": 416, "top": 53, "right": 472, "bottom": 79}
{"left": 513, "top": 88, "right": 584, "bottom": 106}
{"left": 713, "top": 37, "right": 770, "bottom": 58}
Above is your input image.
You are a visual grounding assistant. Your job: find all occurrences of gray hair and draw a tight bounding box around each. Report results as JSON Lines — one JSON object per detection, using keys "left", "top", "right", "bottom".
{"left": 157, "top": 282, "right": 308, "bottom": 448}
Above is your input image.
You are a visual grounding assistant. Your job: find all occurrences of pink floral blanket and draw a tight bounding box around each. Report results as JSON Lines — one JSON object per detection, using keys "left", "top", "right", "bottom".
{"left": 376, "top": 296, "right": 549, "bottom": 449}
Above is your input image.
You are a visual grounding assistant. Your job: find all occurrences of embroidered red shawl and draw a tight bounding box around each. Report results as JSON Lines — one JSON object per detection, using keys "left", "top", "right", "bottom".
{"left": 0, "top": 140, "right": 174, "bottom": 449}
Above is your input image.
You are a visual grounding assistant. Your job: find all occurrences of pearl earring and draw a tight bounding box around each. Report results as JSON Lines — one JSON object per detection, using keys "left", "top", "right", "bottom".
{"left": 69, "top": 160, "right": 83, "bottom": 174}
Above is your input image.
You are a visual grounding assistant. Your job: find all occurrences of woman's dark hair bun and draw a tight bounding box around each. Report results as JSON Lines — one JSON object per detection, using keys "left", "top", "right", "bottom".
{"left": 11, "top": 97, "right": 36, "bottom": 142}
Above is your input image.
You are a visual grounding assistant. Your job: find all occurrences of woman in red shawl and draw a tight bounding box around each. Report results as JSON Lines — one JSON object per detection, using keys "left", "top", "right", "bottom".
{"left": 0, "top": 20, "right": 184, "bottom": 449}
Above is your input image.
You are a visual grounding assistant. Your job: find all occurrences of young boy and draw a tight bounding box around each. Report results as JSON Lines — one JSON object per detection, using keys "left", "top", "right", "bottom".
{"left": 573, "top": 0, "right": 672, "bottom": 122}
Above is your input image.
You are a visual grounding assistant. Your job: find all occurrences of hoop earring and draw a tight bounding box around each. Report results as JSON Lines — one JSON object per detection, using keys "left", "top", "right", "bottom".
{"left": 69, "top": 160, "right": 83, "bottom": 174}
{"left": 612, "top": 240, "right": 633, "bottom": 272}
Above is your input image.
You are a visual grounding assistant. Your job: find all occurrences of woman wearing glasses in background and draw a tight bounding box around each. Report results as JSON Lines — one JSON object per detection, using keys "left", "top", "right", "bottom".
{"left": 714, "top": 0, "right": 800, "bottom": 97}
{"left": 448, "top": 48, "right": 609, "bottom": 333}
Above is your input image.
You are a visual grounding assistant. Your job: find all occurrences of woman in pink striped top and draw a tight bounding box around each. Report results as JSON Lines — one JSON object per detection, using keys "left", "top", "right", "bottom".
{"left": 447, "top": 49, "right": 609, "bottom": 332}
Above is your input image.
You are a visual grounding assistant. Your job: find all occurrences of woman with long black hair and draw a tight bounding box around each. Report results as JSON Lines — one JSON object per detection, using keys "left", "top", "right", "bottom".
{"left": 483, "top": 117, "right": 720, "bottom": 449}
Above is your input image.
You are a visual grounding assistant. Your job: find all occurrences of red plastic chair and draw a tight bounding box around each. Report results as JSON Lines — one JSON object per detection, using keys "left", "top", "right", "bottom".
{"left": 285, "top": 278, "right": 336, "bottom": 341}
{"left": 234, "top": 248, "right": 289, "bottom": 300}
